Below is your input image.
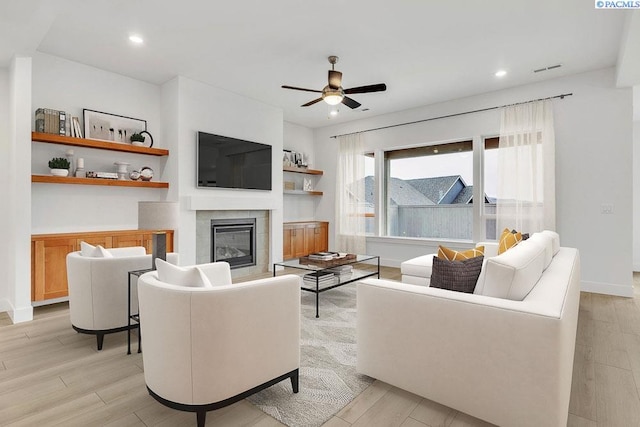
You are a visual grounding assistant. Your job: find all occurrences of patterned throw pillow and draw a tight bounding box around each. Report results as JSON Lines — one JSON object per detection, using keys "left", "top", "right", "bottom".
{"left": 437, "top": 245, "right": 485, "bottom": 261}
{"left": 430, "top": 256, "right": 484, "bottom": 293}
{"left": 499, "top": 228, "right": 522, "bottom": 254}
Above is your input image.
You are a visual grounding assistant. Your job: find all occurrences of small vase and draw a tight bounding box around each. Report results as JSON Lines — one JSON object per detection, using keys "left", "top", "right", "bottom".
{"left": 50, "top": 169, "right": 69, "bottom": 177}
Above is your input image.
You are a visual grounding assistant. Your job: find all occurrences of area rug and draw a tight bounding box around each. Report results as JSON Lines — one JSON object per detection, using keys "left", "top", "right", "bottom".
{"left": 247, "top": 283, "right": 374, "bottom": 427}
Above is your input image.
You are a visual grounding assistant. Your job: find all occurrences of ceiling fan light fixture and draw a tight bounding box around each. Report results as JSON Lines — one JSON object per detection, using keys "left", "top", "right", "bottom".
{"left": 322, "top": 88, "right": 344, "bottom": 105}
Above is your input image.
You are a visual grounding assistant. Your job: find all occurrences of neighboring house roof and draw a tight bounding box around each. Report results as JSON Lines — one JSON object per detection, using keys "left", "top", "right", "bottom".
{"left": 406, "top": 175, "right": 465, "bottom": 204}
{"left": 452, "top": 186, "right": 474, "bottom": 204}
{"left": 364, "top": 176, "right": 434, "bottom": 206}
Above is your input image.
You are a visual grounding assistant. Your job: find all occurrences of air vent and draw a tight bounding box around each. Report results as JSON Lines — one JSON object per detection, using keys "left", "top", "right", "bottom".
{"left": 534, "top": 64, "right": 562, "bottom": 73}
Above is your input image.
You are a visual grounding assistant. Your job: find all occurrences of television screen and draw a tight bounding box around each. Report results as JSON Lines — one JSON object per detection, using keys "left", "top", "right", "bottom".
{"left": 197, "top": 131, "right": 272, "bottom": 190}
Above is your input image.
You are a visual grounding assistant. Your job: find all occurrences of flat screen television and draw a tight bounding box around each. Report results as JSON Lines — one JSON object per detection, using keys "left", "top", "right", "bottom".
{"left": 197, "top": 131, "right": 272, "bottom": 190}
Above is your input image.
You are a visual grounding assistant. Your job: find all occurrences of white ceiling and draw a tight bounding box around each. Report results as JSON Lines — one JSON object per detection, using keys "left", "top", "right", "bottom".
{"left": 1, "top": 1, "right": 637, "bottom": 129}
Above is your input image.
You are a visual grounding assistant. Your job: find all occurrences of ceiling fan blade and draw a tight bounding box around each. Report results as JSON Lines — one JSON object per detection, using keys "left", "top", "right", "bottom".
{"left": 344, "top": 83, "right": 387, "bottom": 94}
{"left": 302, "top": 98, "right": 323, "bottom": 107}
{"left": 282, "top": 85, "right": 322, "bottom": 93}
{"left": 342, "top": 96, "right": 361, "bottom": 109}
{"left": 328, "top": 70, "right": 342, "bottom": 89}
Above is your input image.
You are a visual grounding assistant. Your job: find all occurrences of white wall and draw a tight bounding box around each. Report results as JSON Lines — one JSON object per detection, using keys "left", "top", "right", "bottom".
{"left": 314, "top": 68, "right": 633, "bottom": 297}
{"left": 0, "top": 67, "right": 9, "bottom": 312}
{"left": 9, "top": 57, "right": 34, "bottom": 322}
{"left": 31, "top": 53, "right": 167, "bottom": 233}
{"left": 164, "top": 76, "right": 284, "bottom": 267}
{"left": 283, "top": 121, "right": 318, "bottom": 222}
{"left": 634, "top": 86, "right": 640, "bottom": 270}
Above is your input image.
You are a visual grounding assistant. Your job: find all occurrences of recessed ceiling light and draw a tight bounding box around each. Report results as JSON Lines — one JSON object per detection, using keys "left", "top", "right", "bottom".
{"left": 495, "top": 70, "right": 507, "bottom": 78}
{"left": 129, "top": 35, "right": 144, "bottom": 45}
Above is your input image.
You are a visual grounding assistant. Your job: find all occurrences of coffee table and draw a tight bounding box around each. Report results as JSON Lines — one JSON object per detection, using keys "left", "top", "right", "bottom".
{"left": 273, "top": 254, "right": 380, "bottom": 318}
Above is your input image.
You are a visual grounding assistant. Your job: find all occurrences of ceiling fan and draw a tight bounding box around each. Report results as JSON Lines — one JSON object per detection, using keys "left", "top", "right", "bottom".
{"left": 282, "top": 56, "right": 386, "bottom": 109}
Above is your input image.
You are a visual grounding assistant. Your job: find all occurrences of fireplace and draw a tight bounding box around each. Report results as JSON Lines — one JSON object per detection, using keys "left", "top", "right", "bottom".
{"left": 211, "top": 218, "right": 256, "bottom": 269}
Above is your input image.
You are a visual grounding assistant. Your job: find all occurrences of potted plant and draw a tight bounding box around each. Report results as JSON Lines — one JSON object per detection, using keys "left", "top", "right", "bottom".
{"left": 48, "top": 157, "right": 70, "bottom": 176}
{"left": 130, "top": 132, "right": 145, "bottom": 145}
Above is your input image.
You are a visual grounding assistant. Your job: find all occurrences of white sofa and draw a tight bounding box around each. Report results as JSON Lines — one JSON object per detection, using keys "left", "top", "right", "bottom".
{"left": 66, "top": 246, "right": 178, "bottom": 350}
{"left": 137, "top": 262, "right": 301, "bottom": 427}
{"left": 357, "top": 231, "right": 580, "bottom": 427}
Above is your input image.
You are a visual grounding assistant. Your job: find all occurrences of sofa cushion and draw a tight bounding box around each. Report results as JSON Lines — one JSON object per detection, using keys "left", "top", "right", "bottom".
{"left": 527, "top": 232, "right": 554, "bottom": 269}
{"left": 156, "top": 259, "right": 213, "bottom": 288}
{"left": 80, "top": 241, "right": 113, "bottom": 258}
{"left": 430, "top": 256, "right": 484, "bottom": 293}
{"left": 541, "top": 230, "right": 560, "bottom": 255}
{"left": 400, "top": 254, "right": 435, "bottom": 278}
{"left": 481, "top": 238, "right": 546, "bottom": 300}
{"left": 498, "top": 228, "right": 522, "bottom": 254}
{"left": 437, "top": 245, "right": 485, "bottom": 261}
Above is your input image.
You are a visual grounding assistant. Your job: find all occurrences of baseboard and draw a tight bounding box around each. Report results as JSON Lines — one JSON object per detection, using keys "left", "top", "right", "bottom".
{"left": 380, "top": 258, "right": 402, "bottom": 268}
{"left": 32, "top": 296, "right": 69, "bottom": 307}
{"left": 581, "top": 280, "right": 634, "bottom": 297}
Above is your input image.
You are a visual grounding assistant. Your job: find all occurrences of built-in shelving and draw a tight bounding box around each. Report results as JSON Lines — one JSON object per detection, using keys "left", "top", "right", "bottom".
{"left": 32, "top": 132, "right": 169, "bottom": 156}
{"left": 32, "top": 175, "right": 169, "bottom": 188}
{"left": 283, "top": 166, "right": 323, "bottom": 175}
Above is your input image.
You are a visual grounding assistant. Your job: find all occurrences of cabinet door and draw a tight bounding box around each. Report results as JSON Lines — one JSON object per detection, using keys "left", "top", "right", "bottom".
{"left": 32, "top": 238, "right": 77, "bottom": 301}
{"left": 304, "top": 226, "right": 316, "bottom": 256}
{"left": 291, "top": 227, "right": 306, "bottom": 258}
{"left": 283, "top": 228, "right": 294, "bottom": 260}
{"left": 314, "top": 223, "right": 329, "bottom": 253}
{"left": 112, "top": 233, "right": 145, "bottom": 249}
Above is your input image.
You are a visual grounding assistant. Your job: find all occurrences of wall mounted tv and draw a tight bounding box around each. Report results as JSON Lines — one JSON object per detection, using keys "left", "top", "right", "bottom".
{"left": 197, "top": 131, "right": 272, "bottom": 190}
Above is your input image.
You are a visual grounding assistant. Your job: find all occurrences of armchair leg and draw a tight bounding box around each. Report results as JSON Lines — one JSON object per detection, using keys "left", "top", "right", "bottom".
{"left": 96, "top": 333, "right": 104, "bottom": 351}
{"left": 290, "top": 369, "right": 299, "bottom": 393}
{"left": 196, "top": 410, "right": 206, "bottom": 427}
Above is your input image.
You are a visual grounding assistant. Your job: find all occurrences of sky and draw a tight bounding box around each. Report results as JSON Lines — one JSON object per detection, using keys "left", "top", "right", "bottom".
{"left": 365, "top": 150, "right": 498, "bottom": 198}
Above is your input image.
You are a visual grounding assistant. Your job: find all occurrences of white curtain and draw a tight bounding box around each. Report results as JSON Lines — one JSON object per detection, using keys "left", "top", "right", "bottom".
{"left": 496, "top": 99, "right": 555, "bottom": 234}
{"left": 335, "top": 133, "right": 367, "bottom": 254}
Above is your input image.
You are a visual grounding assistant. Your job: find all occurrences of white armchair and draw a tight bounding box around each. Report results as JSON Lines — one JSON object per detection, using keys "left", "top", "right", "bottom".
{"left": 66, "top": 246, "right": 178, "bottom": 350}
{"left": 137, "top": 262, "right": 301, "bottom": 427}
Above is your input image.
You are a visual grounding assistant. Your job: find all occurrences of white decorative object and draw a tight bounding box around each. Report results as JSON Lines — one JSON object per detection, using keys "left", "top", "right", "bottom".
{"left": 114, "top": 162, "right": 130, "bottom": 180}
{"left": 303, "top": 178, "right": 313, "bottom": 191}
{"left": 50, "top": 169, "right": 69, "bottom": 177}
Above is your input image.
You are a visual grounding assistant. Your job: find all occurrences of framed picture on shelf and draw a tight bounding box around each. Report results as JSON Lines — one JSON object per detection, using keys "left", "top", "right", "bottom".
{"left": 83, "top": 109, "right": 147, "bottom": 144}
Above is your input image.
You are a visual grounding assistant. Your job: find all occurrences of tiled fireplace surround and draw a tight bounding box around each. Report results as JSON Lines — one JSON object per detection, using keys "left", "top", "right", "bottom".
{"left": 195, "top": 210, "right": 270, "bottom": 278}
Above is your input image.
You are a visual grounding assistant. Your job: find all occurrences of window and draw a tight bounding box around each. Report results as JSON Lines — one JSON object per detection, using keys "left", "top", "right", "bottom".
{"left": 364, "top": 154, "right": 375, "bottom": 235}
{"left": 483, "top": 137, "right": 499, "bottom": 240}
{"left": 364, "top": 137, "right": 498, "bottom": 241}
{"left": 384, "top": 140, "right": 474, "bottom": 239}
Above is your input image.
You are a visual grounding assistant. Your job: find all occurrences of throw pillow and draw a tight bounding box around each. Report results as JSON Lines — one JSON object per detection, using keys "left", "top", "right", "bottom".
{"left": 511, "top": 229, "right": 530, "bottom": 240}
{"left": 80, "top": 241, "right": 113, "bottom": 258}
{"left": 430, "top": 256, "right": 484, "bottom": 293}
{"left": 438, "top": 245, "right": 485, "bottom": 261}
{"left": 498, "top": 228, "right": 522, "bottom": 254}
{"left": 156, "top": 259, "right": 213, "bottom": 288}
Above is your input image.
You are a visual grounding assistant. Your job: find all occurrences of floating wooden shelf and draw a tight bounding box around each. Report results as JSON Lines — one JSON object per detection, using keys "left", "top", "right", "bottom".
{"left": 283, "top": 189, "right": 323, "bottom": 196}
{"left": 283, "top": 166, "right": 323, "bottom": 175}
{"left": 32, "top": 174, "right": 169, "bottom": 188}
{"left": 32, "top": 132, "right": 169, "bottom": 156}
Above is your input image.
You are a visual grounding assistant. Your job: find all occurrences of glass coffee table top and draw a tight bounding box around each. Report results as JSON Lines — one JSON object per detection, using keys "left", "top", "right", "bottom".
{"left": 274, "top": 254, "right": 380, "bottom": 318}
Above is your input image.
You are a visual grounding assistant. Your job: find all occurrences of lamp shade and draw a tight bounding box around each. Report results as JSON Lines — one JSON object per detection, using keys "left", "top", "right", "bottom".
{"left": 138, "top": 201, "right": 179, "bottom": 230}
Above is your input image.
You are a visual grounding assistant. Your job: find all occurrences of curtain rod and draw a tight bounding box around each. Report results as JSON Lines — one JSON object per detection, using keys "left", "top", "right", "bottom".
{"left": 329, "top": 92, "right": 573, "bottom": 139}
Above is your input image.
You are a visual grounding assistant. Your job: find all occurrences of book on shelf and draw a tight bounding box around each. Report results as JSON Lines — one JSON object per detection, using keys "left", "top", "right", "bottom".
{"left": 58, "top": 110, "right": 66, "bottom": 136}
{"left": 35, "top": 108, "right": 45, "bottom": 133}
{"left": 73, "top": 116, "right": 83, "bottom": 138}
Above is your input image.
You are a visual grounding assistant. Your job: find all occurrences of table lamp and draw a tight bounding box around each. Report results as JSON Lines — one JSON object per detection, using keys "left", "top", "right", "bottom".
{"left": 138, "top": 201, "right": 179, "bottom": 269}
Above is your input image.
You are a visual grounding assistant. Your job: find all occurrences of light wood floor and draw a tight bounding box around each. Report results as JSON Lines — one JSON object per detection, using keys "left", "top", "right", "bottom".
{"left": 1, "top": 269, "right": 640, "bottom": 426}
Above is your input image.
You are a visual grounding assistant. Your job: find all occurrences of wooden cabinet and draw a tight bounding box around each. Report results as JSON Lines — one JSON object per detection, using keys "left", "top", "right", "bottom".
{"left": 31, "top": 229, "right": 174, "bottom": 302}
{"left": 283, "top": 221, "right": 329, "bottom": 260}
